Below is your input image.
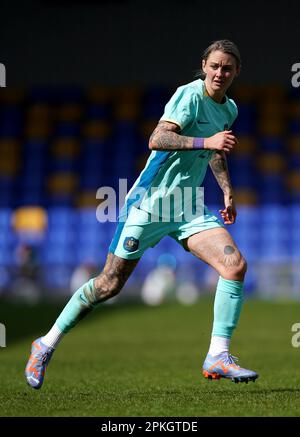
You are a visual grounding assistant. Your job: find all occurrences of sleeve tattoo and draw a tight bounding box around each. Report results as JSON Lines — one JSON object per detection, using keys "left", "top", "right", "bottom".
{"left": 209, "top": 151, "right": 233, "bottom": 195}
{"left": 149, "top": 121, "right": 194, "bottom": 150}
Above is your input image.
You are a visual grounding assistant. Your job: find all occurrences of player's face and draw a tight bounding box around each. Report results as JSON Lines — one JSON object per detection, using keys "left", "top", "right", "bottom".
{"left": 202, "top": 50, "right": 240, "bottom": 101}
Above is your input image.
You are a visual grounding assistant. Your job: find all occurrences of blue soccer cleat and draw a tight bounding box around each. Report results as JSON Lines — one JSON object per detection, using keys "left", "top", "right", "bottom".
{"left": 202, "top": 352, "right": 259, "bottom": 383}
{"left": 25, "top": 338, "right": 55, "bottom": 389}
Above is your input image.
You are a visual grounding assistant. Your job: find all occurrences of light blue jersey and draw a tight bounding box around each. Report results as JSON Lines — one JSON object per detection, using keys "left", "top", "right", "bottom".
{"left": 110, "top": 79, "right": 238, "bottom": 259}
{"left": 122, "top": 79, "right": 238, "bottom": 220}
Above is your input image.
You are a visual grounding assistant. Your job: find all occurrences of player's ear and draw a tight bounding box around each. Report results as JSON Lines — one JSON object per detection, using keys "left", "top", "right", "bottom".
{"left": 202, "top": 59, "right": 207, "bottom": 73}
{"left": 235, "top": 65, "right": 241, "bottom": 77}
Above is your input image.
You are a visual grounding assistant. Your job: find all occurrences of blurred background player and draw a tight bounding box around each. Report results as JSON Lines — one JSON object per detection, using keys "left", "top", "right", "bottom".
{"left": 25, "top": 39, "right": 258, "bottom": 389}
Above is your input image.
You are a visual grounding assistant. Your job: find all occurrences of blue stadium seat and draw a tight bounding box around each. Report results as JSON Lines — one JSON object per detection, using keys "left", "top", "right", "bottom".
{"left": 19, "top": 191, "right": 44, "bottom": 206}
{"left": 202, "top": 172, "right": 222, "bottom": 205}
{"left": 0, "top": 106, "right": 22, "bottom": 136}
{"left": 51, "top": 158, "right": 77, "bottom": 172}
{"left": 24, "top": 139, "right": 47, "bottom": 152}
{"left": 48, "top": 207, "right": 76, "bottom": 226}
{"left": 260, "top": 137, "right": 283, "bottom": 152}
{"left": 288, "top": 120, "right": 300, "bottom": 134}
{"left": 236, "top": 205, "right": 259, "bottom": 224}
{"left": 43, "top": 265, "right": 73, "bottom": 289}
{"left": 0, "top": 208, "right": 12, "bottom": 228}
{"left": 0, "top": 212, "right": 15, "bottom": 267}
{"left": 0, "top": 246, "right": 14, "bottom": 267}
{"left": 0, "top": 189, "right": 14, "bottom": 207}
{"left": 230, "top": 157, "right": 256, "bottom": 187}
{"left": 22, "top": 169, "right": 44, "bottom": 182}
{"left": 29, "top": 86, "right": 82, "bottom": 104}
{"left": 86, "top": 104, "right": 111, "bottom": 119}
{"left": 23, "top": 158, "right": 45, "bottom": 174}
{"left": 77, "top": 228, "right": 105, "bottom": 245}
{"left": 47, "top": 194, "right": 75, "bottom": 207}
{"left": 259, "top": 205, "right": 288, "bottom": 223}
{"left": 142, "top": 86, "right": 171, "bottom": 118}
{"left": 290, "top": 240, "right": 300, "bottom": 260}
{"left": 289, "top": 154, "right": 300, "bottom": 169}
{"left": 46, "top": 228, "right": 75, "bottom": 245}
{"left": 55, "top": 122, "right": 80, "bottom": 136}
{"left": 232, "top": 103, "right": 256, "bottom": 134}
{"left": 260, "top": 240, "right": 290, "bottom": 261}
{"left": 76, "top": 243, "right": 106, "bottom": 266}
{"left": 78, "top": 208, "right": 99, "bottom": 226}
{"left": 258, "top": 208, "right": 290, "bottom": 260}
{"left": 258, "top": 176, "right": 285, "bottom": 203}
{"left": 41, "top": 244, "right": 76, "bottom": 265}
{"left": 80, "top": 175, "right": 103, "bottom": 190}
{"left": 0, "top": 230, "right": 14, "bottom": 247}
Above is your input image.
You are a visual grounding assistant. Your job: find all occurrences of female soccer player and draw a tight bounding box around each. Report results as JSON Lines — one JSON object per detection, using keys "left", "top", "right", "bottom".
{"left": 25, "top": 39, "right": 258, "bottom": 388}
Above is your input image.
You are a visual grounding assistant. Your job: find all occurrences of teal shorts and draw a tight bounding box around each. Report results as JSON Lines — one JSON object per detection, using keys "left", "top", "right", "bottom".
{"left": 109, "top": 206, "right": 224, "bottom": 260}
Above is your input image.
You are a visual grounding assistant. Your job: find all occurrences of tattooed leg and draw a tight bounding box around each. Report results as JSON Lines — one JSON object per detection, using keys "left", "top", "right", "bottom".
{"left": 185, "top": 227, "right": 247, "bottom": 280}
{"left": 25, "top": 254, "right": 140, "bottom": 389}
{"left": 93, "top": 253, "right": 139, "bottom": 303}
{"left": 55, "top": 253, "right": 139, "bottom": 333}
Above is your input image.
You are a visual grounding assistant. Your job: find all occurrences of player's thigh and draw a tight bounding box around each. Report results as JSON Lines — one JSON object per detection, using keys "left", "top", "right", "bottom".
{"left": 110, "top": 206, "right": 170, "bottom": 260}
{"left": 185, "top": 227, "right": 247, "bottom": 279}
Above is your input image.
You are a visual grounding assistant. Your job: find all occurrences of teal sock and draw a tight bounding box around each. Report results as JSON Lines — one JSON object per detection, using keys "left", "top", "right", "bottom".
{"left": 56, "top": 278, "right": 98, "bottom": 333}
{"left": 211, "top": 276, "right": 244, "bottom": 339}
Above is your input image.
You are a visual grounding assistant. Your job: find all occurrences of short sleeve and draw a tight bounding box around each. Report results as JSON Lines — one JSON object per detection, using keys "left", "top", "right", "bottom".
{"left": 228, "top": 99, "right": 238, "bottom": 128}
{"left": 160, "top": 86, "right": 196, "bottom": 131}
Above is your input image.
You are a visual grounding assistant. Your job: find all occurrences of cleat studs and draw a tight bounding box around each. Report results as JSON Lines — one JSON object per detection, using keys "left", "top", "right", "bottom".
{"left": 203, "top": 370, "right": 221, "bottom": 380}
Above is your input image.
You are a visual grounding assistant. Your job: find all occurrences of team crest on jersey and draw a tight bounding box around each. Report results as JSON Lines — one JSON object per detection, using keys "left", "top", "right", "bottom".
{"left": 123, "top": 236, "right": 139, "bottom": 252}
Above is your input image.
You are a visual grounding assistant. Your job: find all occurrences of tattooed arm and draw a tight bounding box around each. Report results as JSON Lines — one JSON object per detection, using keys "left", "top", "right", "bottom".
{"left": 149, "top": 121, "right": 194, "bottom": 150}
{"left": 149, "top": 121, "right": 238, "bottom": 152}
{"left": 209, "top": 151, "right": 233, "bottom": 195}
{"left": 210, "top": 151, "right": 237, "bottom": 224}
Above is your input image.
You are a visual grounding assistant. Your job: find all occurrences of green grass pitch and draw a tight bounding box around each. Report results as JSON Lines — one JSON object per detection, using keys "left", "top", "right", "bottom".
{"left": 1, "top": 298, "right": 300, "bottom": 417}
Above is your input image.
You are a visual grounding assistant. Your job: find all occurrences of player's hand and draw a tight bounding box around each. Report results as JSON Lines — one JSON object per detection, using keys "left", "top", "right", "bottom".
{"left": 204, "top": 130, "right": 238, "bottom": 153}
{"left": 219, "top": 194, "right": 237, "bottom": 225}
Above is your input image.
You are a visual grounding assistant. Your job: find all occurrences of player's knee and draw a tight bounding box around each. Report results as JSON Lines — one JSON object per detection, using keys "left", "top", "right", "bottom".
{"left": 238, "top": 256, "right": 248, "bottom": 276}
{"left": 241, "top": 257, "right": 248, "bottom": 275}
{"left": 230, "top": 256, "right": 247, "bottom": 280}
{"left": 221, "top": 255, "right": 247, "bottom": 281}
